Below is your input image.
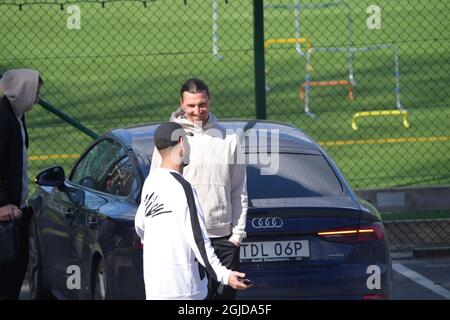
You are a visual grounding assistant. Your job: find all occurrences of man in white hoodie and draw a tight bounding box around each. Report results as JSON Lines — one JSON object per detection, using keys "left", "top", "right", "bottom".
{"left": 135, "top": 122, "right": 250, "bottom": 300}
{"left": 150, "top": 78, "right": 248, "bottom": 299}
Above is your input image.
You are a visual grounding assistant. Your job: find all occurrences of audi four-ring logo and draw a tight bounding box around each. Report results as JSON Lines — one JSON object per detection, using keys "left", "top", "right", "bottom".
{"left": 251, "top": 217, "right": 283, "bottom": 229}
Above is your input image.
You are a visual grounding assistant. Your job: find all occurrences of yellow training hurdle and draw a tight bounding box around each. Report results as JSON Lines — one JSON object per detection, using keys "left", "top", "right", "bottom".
{"left": 351, "top": 110, "right": 410, "bottom": 131}
{"left": 264, "top": 37, "right": 313, "bottom": 52}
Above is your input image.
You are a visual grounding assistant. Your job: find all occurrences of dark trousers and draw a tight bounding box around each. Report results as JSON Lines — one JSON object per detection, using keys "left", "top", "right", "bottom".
{"left": 0, "top": 207, "right": 31, "bottom": 300}
{"left": 208, "top": 236, "right": 240, "bottom": 300}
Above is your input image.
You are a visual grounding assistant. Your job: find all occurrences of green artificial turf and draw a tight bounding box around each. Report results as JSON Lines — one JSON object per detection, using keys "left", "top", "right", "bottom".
{"left": 1, "top": 0, "right": 449, "bottom": 195}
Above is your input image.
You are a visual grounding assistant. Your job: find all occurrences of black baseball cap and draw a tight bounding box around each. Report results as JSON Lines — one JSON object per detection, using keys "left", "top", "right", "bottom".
{"left": 154, "top": 122, "right": 192, "bottom": 151}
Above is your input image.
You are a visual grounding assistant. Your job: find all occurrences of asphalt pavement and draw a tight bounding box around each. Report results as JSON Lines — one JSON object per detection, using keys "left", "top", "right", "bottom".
{"left": 391, "top": 255, "right": 450, "bottom": 300}
{"left": 19, "top": 254, "right": 450, "bottom": 300}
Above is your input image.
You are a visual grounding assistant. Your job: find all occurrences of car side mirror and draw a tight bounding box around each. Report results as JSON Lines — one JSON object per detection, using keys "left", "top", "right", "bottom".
{"left": 65, "top": 187, "right": 85, "bottom": 207}
{"left": 35, "top": 166, "right": 85, "bottom": 207}
{"left": 35, "top": 165, "right": 65, "bottom": 188}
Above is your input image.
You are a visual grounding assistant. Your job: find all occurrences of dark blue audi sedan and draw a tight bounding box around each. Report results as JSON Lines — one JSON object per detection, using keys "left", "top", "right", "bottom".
{"left": 28, "top": 120, "right": 391, "bottom": 300}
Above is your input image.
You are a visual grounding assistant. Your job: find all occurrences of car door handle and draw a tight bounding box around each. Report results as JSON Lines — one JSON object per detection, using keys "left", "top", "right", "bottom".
{"left": 87, "top": 216, "right": 98, "bottom": 231}
{"left": 63, "top": 207, "right": 76, "bottom": 219}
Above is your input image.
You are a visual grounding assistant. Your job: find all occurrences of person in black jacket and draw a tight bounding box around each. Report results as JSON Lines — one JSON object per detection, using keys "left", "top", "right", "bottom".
{"left": 0, "top": 69, "right": 43, "bottom": 300}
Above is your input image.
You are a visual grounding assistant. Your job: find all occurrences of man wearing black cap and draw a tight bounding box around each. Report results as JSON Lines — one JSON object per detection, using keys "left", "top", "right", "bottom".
{"left": 134, "top": 122, "right": 251, "bottom": 300}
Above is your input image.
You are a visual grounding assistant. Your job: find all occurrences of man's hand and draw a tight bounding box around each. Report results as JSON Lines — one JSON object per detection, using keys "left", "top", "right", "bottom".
{"left": 228, "top": 239, "right": 240, "bottom": 247}
{"left": 227, "top": 271, "right": 253, "bottom": 290}
{"left": 0, "top": 204, "right": 21, "bottom": 221}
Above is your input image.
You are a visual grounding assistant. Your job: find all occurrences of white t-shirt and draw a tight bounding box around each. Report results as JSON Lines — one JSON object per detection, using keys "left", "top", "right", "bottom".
{"left": 135, "top": 168, "right": 231, "bottom": 300}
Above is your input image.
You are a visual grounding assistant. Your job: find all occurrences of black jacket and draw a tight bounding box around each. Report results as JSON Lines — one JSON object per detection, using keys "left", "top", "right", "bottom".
{"left": 0, "top": 96, "right": 29, "bottom": 208}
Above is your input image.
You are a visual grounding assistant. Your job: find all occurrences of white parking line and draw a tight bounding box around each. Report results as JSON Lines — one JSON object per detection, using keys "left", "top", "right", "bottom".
{"left": 393, "top": 263, "right": 450, "bottom": 299}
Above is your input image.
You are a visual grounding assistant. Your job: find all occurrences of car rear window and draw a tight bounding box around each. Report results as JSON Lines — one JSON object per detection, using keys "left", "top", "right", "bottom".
{"left": 247, "top": 153, "right": 343, "bottom": 201}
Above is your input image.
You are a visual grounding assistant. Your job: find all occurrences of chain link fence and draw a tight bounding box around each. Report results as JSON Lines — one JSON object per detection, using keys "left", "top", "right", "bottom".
{"left": 1, "top": 0, "right": 256, "bottom": 182}
{"left": 263, "top": 0, "right": 450, "bottom": 189}
{"left": 1, "top": 0, "right": 449, "bottom": 249}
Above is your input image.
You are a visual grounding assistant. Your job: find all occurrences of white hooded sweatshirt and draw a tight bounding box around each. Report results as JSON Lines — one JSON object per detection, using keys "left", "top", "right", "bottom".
{"left": 135, "top": 168, "right": 231, "bottom": 300}
{"left": 150, "top": 109, "right": 248, "bottom": 243}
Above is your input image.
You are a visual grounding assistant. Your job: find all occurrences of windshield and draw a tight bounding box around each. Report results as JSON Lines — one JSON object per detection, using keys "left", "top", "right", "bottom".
{"left": 247, "top": 153, "right": 343, "bottom": 201}
{"left": 136, "top": 147, "right": 344, "bottom": 204}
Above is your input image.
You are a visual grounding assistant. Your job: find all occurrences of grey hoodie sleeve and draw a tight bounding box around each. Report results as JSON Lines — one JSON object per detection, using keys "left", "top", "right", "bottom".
{"left": 229, "top": 136, "right": 248, "bottom": 244}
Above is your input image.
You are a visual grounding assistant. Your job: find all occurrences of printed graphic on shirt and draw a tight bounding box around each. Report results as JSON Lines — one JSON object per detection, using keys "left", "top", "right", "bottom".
{"left": 144, "top": 191, "right": 172, "bottom": 218}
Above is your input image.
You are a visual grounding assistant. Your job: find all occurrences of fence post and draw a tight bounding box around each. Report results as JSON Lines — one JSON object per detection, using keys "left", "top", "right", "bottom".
{"left": 253, "top": 0, "right": 266, "bottom": 119}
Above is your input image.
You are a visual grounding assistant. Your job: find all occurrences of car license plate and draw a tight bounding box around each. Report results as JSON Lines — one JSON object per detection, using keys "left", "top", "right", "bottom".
{"left": 240, "top": 240, "right": 310, "bottom": 263}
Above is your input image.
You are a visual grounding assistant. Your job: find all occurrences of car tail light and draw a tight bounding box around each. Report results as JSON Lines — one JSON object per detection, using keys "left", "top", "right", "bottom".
{"left": 317, "top": 222, "right": 384, "bottom": 244}
{"left": 363, "top": 294, "right": 387, "bottom": 300}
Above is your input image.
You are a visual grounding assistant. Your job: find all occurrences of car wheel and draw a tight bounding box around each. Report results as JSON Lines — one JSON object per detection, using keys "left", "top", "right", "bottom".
{"left": 28, "top": 215, "right": 53, "bottom": 300}
{"left": 92, "top": 259, "right": 108, "bottom": 300}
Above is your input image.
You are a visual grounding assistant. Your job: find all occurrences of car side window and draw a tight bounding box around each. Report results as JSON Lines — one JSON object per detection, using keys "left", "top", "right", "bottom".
{"left": 97, "top": 154, "right": 138, "bottom": 197}
{"left": 69, "top": 139, "right": 124, "bottom": 190}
